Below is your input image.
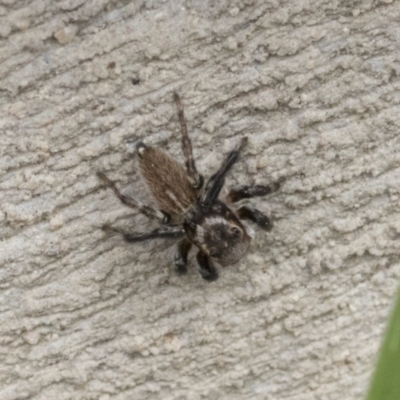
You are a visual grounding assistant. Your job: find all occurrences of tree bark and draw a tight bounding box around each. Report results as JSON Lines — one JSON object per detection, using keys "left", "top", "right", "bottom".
{"left": 1, "top": 1, "right": 399, "bottom": 399}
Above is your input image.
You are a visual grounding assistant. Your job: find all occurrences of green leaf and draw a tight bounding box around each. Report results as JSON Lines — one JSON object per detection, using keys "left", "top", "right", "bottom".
{"left": 367, "top": 288, "right": 400, "bottom": 400}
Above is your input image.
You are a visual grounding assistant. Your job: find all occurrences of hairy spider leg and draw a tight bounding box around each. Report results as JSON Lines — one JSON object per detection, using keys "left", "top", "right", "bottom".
{"left": 236, "top": 205, "right": 272, "bottom": 231}
{"left": 226, "top": 181, "right": 281, "bottom": 203}
{"left": 196, "top": 251, "right": 218, "bottom": 281}
{"left": 227, "top": 180, "right": 282, "bottom": 230}
{"left": 102, "top": 225, "right": 184, "bottom": 243}
{"left": 173, "top": 92, "right": 204, "bottom": 190}
{"left": 174, "top": 237, "right": 192, "bottom": 275}
{"left": 201, "top": 137, "right": 248, "bottom": 208}
{"left": 97, "top": 171, "right": 171, "bottom": 223}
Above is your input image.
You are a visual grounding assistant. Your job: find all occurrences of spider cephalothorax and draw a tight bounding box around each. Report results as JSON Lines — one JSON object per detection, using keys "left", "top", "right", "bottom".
{"left": 183, "top": 200, "right": 252, "bottom": 267}
{"left": 98, "top": 93, "right": 281, "bottom": 281}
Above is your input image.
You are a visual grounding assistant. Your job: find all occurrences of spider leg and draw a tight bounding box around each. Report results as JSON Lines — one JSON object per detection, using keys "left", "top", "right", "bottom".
{"left": 196, "top": 250, "right": 218, "bottom": 281}
{"left": 174, "top": 237, "right": 192, "bottom": 275}
{"left": 97, "top": 172, "right": 170, "bottom": 224}
{"left": 102, "top": 225, "right": 184, "bottom": 243}
{"left": 173, "top": 92, "right": 204, "bottom": 190}
{"left": 236, "top": 205, "right": 272, "bottom": 231}
{"left": 201, "top": 137, "right": 247, "bottom": 208}
{"left": 226, "top": 181, "right": 281, "bottom": 203}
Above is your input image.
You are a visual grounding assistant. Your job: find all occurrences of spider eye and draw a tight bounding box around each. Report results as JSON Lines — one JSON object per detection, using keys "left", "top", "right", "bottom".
{"left": 230, "top": 226, "right": 241, "bottom": 236}
{"left": 209, "top": 250, "right": 220, "bottom": 258}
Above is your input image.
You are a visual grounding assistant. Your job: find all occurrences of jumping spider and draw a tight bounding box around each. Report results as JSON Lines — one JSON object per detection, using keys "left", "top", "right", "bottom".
{"left": 97, "top": 93, "right": 281, "bottom": 281}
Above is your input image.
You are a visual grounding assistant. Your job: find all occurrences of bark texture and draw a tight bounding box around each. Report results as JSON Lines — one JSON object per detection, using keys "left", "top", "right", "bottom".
{"left": 1, "top": 1, "right": 400, "bottom": 399}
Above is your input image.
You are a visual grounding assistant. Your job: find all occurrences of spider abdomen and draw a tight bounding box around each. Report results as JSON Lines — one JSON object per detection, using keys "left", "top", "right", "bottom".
{"left": 138, "top": 144, "right": 197, "bottom": 218}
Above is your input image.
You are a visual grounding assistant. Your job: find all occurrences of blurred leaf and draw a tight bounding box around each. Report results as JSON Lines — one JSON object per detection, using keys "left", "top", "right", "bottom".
{"left": 367, "top": 288, "right": 400, "bottom": 400}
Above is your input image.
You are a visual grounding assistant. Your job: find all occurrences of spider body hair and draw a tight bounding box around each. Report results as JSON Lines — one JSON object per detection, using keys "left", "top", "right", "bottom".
{"left": 137, "top": 142, "right": 197, "bottom": 220}
{"left": 98, "top": 93, "right": 281, "bottom": 281}
{"left": 183, "top": 200, "right": 252, "bottom": 267}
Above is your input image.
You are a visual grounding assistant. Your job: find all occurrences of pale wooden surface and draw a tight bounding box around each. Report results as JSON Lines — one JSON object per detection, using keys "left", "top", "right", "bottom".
{"left": 1, "top": 1, "right": 400, "bottom": 399}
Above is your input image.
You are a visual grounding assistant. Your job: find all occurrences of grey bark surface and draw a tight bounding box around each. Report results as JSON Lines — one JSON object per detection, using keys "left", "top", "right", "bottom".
{"left": 1, "top": 1, "right": 400, "bottom": 399}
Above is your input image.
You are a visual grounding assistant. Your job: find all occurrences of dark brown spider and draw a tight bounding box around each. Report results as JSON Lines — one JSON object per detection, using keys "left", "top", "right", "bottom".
{"left": 97, "top": 93, "right": 280, "bottom": 281}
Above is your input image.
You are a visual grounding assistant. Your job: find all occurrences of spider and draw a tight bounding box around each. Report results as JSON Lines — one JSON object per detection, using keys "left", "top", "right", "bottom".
{"left": 97, "top": 93, "right": 281, "bottom": 281}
